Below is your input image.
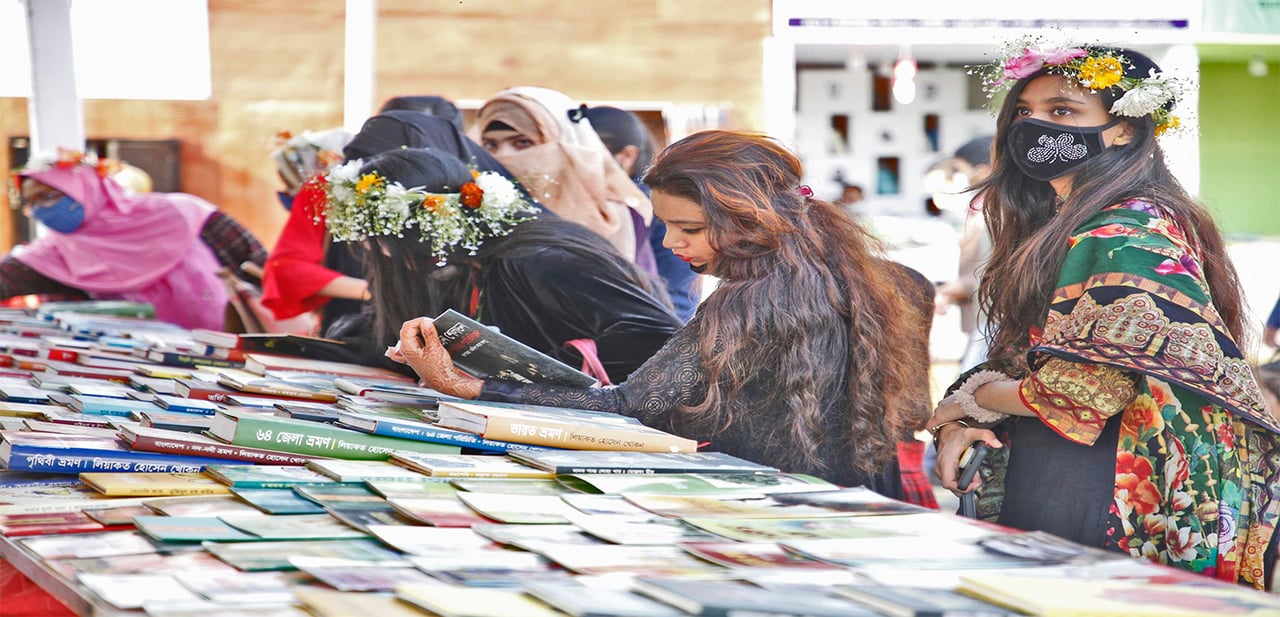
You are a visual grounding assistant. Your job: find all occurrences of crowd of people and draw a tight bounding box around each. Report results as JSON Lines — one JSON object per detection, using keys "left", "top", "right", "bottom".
{"left": 4, "top": 42, "right": 1278, "bottom": 591}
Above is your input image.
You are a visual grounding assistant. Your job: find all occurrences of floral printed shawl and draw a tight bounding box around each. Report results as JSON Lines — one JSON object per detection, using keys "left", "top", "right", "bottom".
{"left": 972, "top": 200, "right": 1280, "bottom": 589}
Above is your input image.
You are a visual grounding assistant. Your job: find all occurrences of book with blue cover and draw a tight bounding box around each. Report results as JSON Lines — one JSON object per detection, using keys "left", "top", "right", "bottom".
{"left": 335, "top": 410, "right": 558, "bottom": 454}
{"left": 53, "top": 393, "right": 162, "bottom": 417}
{"left": 0, "top": 430, "right": 247, "bottom": 474}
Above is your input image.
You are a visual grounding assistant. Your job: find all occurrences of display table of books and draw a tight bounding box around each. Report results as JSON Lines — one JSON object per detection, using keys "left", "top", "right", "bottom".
{"left": 0, "top": 304, "right": 1277, "bottom": 617}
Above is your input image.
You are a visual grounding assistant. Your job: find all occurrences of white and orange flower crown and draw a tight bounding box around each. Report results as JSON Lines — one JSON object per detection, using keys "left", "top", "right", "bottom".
{"left": 320, "top": 160, "right": 538, "bottom": 264}
{"left": 972, "top": 36, "right": 1187, "bottom": 136}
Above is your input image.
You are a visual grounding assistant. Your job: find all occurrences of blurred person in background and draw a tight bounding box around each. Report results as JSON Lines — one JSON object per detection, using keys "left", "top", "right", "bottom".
{"left": 587, "top": 105, "right": 701, "bottom": 322}
{"left": 379, "top": 95, "right": 465, "bottom": 132}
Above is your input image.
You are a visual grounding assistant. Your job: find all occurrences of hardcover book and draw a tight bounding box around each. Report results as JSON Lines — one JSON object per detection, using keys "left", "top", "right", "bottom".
{"left": 79, "top": 471, "right": 232, "bottom": 496}
{"left": 204, "top": 464, "right": 338, "bottom": 488}
{"left": 432, "top": 309, "right": 597, "bottom": 387}
{"left": 217, "top": 372, "right": 342, "bottom": 403}
{"left": 389, "top": 452, "right": 554, "bottom": 478}
{"left": 337, "top": 410, "right": 556, "bottom": 455}
{"left": 435, "top": 401, "right": 697, "bottom": 453}
{"left": 207, "top": 408, "right": 461, "bottom": 460}
{"left": 509, "top": 450, "right": 777, "bottom": 475}
{"left": 0, "top": 429, "right": 243, "bottom": 474}
{"left": 305, "top": 459, "right": 430, "bottom": 483}
{"left": 241, "top": 353, "right": 411, "bottom": 381}
{"left": 119, "top": 424, "right": 319, "bottom": 466}
{"left": 632, "top": 577, "right": 879, "bottom": 617}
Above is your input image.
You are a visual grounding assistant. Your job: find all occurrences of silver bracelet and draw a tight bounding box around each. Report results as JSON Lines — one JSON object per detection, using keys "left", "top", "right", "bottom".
{"left": 946, "top": 370, "right": 1010, "bottom": 423}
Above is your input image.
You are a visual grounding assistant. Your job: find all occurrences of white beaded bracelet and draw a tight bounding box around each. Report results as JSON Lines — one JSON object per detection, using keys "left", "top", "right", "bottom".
{"left": 940, "top": 370, "right": 1010, "bottom": 423}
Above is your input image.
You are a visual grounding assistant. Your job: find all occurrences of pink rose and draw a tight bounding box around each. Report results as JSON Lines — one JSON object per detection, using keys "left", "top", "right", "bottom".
{"left": 1041, "top": 47, "right": 1087, "bottom": 65}
{"left": 1003, "top": 49, "right": 1045, "bottom": 80}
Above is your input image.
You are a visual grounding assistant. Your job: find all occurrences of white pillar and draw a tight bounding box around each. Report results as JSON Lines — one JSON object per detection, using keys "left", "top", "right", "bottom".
{"left": 762, "top": 36, "right": 796, "bottom": 142}
{"left": 23, "top": 0, "right": 83, "bottom": 155}
{"left": 343, "top": 0, "right": 377, "bottom": 134}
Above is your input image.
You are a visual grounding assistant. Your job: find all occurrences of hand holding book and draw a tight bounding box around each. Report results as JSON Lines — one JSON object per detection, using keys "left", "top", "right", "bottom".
{"left": 388, "top": 317, "right": 483, "bottom": 400}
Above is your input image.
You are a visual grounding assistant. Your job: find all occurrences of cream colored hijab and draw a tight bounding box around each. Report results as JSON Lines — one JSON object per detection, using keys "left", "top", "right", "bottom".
{"left": 470, "top": 86, "right": 651, "bottom": 260}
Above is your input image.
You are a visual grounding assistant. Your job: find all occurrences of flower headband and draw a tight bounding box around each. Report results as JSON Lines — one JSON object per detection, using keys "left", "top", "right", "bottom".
{"left": 320, "top": 160, "right": 539, "bottom": 264}
{"left": 20, "top": 148, "right": 123, "bottom": 178}
{"left": 972, "top": 36, "right": 1186, "bottom": 136}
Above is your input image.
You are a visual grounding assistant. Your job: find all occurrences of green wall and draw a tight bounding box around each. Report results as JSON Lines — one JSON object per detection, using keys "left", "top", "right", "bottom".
{"left": 1198, "top": 61, "right": 1280, "bottom": 236}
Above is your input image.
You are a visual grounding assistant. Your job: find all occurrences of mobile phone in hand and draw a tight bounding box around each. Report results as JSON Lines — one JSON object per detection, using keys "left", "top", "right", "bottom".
{"left": 957, "top": 441, "right": 990, "bottom": 519}
{"left": 957, "top": 441, "right": 990, "bottom": 488}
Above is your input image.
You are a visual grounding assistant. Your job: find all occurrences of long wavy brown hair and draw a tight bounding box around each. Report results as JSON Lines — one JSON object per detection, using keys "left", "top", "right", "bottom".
{"left": 642, "top": 130, "right": 931, "bottom": 474}
{"left": 977, "top": 61, "right": 1247, "bottom": 371}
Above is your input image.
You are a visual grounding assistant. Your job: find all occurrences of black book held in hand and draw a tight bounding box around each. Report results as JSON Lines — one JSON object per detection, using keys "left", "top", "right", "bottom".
{"left": 431, "top": 310, "right": 598, "bottom": 388}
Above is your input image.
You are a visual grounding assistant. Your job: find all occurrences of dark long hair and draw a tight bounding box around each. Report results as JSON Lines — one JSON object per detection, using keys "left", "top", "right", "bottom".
{"left": 978, "top": 53, "right": 1247, "bottom": 370}
{"left": 642, "top": 130, "right": 930, "bottom": 473}
{"left": 359, "top": 148, "right": 670, "bottom": 352}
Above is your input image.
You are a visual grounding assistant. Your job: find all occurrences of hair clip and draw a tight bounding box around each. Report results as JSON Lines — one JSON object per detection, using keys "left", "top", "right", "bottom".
{"left": 797, "top": 185, "right": 814, "bottom": 198}
{"left": 567, "top": 103, "right": 589, "bottom": 124}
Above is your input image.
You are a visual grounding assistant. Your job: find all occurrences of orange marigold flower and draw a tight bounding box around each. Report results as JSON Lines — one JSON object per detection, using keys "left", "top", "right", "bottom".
{"left": 1077, "top": 56, "right": 1123, "bottom": 89}
{"left": 460, "top": 182, "right": 484, "bottom": 209}
{"left": 421, "top": 194, "right": 445, "bottom": 213}
{"left": 470, "top": 169, "right": 481, "bottom": 180}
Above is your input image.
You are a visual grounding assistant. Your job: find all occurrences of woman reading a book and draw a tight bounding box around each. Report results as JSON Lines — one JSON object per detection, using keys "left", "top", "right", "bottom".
{"left": 391, "top": 130, "right": 938, "bottom": 503}
{"left": 6, "top": 150, "right": 267, "bottom": 330}
{"left": 924, "top": 41, "right": 1280, "bottom": 589}
{"left": 321, "top": 147, "right": 681, "bottom": 385}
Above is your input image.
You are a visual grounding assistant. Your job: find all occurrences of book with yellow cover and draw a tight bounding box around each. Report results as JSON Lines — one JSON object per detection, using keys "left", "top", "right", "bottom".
{"left": 956, "top": 573, "right": 1280, "bottom": 617}
{"left": 79, "top": 471, "right": 231, "bottom": 496}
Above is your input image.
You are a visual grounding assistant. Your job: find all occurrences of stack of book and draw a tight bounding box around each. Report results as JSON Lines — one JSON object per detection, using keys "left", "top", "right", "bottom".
{"left": 0, "top": 302, "right": 1276, "bottom": 616}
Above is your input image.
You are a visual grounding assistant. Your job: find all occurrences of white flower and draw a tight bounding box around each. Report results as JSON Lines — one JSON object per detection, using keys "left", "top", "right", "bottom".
{"left": 1111, "top": 81, "right": 1175, "bottom": 117}
{"left": 1166, "top": 523, "right": 1204, "bottom": 563}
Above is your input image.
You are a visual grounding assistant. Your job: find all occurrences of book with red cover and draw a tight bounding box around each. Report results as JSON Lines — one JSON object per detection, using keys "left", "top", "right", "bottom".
{"left": 118, "top": 424, "right": 319, "bottom": 466}
{"left": 0, "top": 509, "right": 118, "bottom": 536}
{"left": 171, "top": 377, "right": 242, "bottom": 403}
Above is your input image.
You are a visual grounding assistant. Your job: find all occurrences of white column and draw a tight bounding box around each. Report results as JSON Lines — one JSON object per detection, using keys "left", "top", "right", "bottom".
{"left": 343, "top": 0, "right": 377, "bottom": 134}
{"left": 23, "top": 0, "right": 83, "bottom": 154}
{"left": 762, "top": 36, "right": 796, "bottom": 142}
{"left": 1158, "top": 44, "right": 1200, "bottom": 197}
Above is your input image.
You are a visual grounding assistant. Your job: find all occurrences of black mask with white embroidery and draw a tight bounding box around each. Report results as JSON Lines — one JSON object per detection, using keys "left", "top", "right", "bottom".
{"left": 1007, "top": 117, "right": 1122, "bottom": 181}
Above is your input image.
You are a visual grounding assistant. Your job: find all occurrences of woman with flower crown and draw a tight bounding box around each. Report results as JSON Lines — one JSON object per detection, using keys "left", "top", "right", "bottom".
{"left": 5, "top": 150, "right": 266, "bottom": 330}
{"left": 390, "top": 130, "right": 939, "bottom": 504}
{"left": 321, "top": 147, "right": 681, "bottom": 385}
{"left": 925, "top": 41, "right": 1280, "bottom": 588}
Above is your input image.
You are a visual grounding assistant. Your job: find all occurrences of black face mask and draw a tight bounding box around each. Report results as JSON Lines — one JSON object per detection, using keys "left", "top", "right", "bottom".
{"left": 1007, "top": 117, "right": 1122, "bottom": 181}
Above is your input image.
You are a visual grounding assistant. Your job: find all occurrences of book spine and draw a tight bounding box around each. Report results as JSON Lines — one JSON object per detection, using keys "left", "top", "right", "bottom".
{"left": 151, "top": 352, "right": 245, "bottom": 369}
{"left": 231, "top": 384, "right": 336, "bottom": 403}
{"left": 128, "top": 433, "right": 315, "bottom": 466}
{"left": 459, "top": 416, "right": 697, "bottom": 453}
{"left": 211, "top": 413, "right": 461, "bottom": 460}
{"left": 42, "top": 348, "right": 80, "bottom": 362}
{"left": 4, "top": 448, "right": 232, "bottom": 474}
{"left": 179, "top": 386, "right": 235, "bottom": 403}
{"left": 347, "top": 417, "right": 556, "bottom": 454}
{"left": 94, "top": 486, "right": 230, "bottom": 497}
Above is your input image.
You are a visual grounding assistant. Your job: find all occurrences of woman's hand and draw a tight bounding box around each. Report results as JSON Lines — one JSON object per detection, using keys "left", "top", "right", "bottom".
{"left": 932, "top": 420, "right": 1002, "bottom": 495}
{"left": 389, "top": 317, "right": 483, "bottom": 399}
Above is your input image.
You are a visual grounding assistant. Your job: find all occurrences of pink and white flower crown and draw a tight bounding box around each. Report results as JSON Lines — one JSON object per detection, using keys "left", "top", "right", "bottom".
{"left": 972, "top": 36, "right": 1187, "bottom": 136}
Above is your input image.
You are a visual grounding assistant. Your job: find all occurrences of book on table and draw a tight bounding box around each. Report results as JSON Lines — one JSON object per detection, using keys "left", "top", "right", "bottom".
{"left": 119, "top": 424, "right": 319, "bottom": 466}
{"left": 47, "top": 392, "right": 161, "bottom": 417}
{"left": 831, "top": 584, "right": 1020, "bottom": 617}
{"left": 508, "top": 450, "right": 778, "bottom": 475}
{"left": 216, "top": 371, "right": 342, "bottom": 403}
{"left": 206, "top": 408, "right": 462, "bottom": 460}
{"left": 431, "top": 309, "right": 598, "bottom": 387}
{"left": 0, "top": 429, "right": 247, "bottom": 474}
{"left": 336, "top": 409, "right": 558, "bottom": 455}
{"left": 241, "top": 353, "right": 413, "bottom": 381}
{"left": 388, "top": 452, "right": 554, "bottom": 478}
{"left": 632, "top": 576, "right": 881, "bottom": 617}
{"left": 956, "top": 573, "right": 1280, "bottom": 617}
{"left": 434, "top": 400, "right": 698, "bottom": 453}
{"left": 78, "top": 471, "right": 231, "bottom": 496}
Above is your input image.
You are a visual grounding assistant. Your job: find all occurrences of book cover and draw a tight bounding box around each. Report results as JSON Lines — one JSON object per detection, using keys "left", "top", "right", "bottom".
{"left": 331, "top": 376, "right": 445, "bottom": 402}
{"left": 568, "top": 513, "right": 721, "bottom": 546}
{"left": 385, "top": 496, "right": 493, "bottom": 528}
{"left": 81, "top": 503, "right": 155, "bottom": 527}
{"left": 293, "top": 484, "right": 393, "bottom": 511}
{"left": 389, "top": 452, "right": 554, "bottom": 478}
{"left": 149, "top": 393, "right": 223, "bottom": 415}
{"left": 676, "top": 540, "right": 850, "bottom": 570}
{"left": 202, "top": 538, "right": 403, "bottom": 572}
{"left": 435, "top": 401, "right": 697, "bottom": 453}
{"left": 241, "top": 353, "right": 410, "bottom": 381}
{"left": 395, "top": 584, "right": 565, "bottom": 617}
{"left": 132, "top": 409, "right": 217, "bottom": 434}
{"left": 204, "top": 464, "right": 338, "bottom": 488}
{"left": 42, "top": 360, "right": 136, "bottom": 383}
{"left": 621, "top": 494, "right": 852, "bottom": 521}
{"left": 79, "top": 471, "right": 232, "bottom": 496}
{"left": 632, "top": 577, "right": 879, "bottom": 617}
{"left": 207, "top": 408, "right": 462, "bottom": 460}
{"left": 524, "top": 581, "right": 686, "bottom": 617}
{"left": 0, "top": 509, "right": 109, "bottom": 536}
{"left": 337, "top": 410, "right": 557, "bottom": 455}
{"left": 558, "top": 472, "right": 835, "bottom": 498}
{"left": 510, "top": 450, "right": 778, "bottom": 475}
{"left": 190, "top": 328, "right": 242, "bottom": 349}
{"left": 237, "top": 333, "right": 350, "bottom": 358}
{"left": 119, "top": 424, "right": 318, "bottom": 466}
{"left": 956, "top": 574, "right": 1280, "bottom": 617}
{"left": 410, "top": 550, "right": 576, "bottom": 587}
{"left": 38, "top": 408, "right": 118, "bottom": 430}
{"left": 288, "top": 557, "right": 437, "bottom": 592}
{"left": 230, "top": 488, "right": 328, "bottom": 515}
{"left": 131, "top": 515, "right": 258, "bottom": 543}
{"left": 58, "top": 392, "right": 160, "bottom": 417}
{"left": 145, "top": 349, "right": 246, "bottom": 369}
{"left": 295, "top": 587, "right": 433, "bottom": 617}
{"left": 832, "top": 584, "right": 1018, "bottom": 617}
{"left": 221, "top": 513, "right": 371, "bottom": 541}
{"left": 769, "top": 486, "right": 935, "bottom": 515}
{"left": 364, "top": 524, "right": 495, "bottom": 556}
{"left": 0, "top": 401, "right": 64, "bottom": 417}
{"left": 171, "top": 378, "right": 241, "bottom": 403}
{"left": 455, "top": 492, "right": 576, "bottom": 524}
{"left": 143, "top": 494, "right": 269, "bottom": 518}
{"left": 217, "top": 372, "right": 341, "bottom": 403}
{"left": 433, "top": 309, "right": 598, "bottom": 387}
{"left": 0, "top": 429, "right": 241, "bottom": 474}
{"left": 64, "top": 381, "right": 136, "bottom": 399}
{"left": 0, "top": 383, "right": 56, "bottom": 404}
{"left": 305, "top": 459, "right": 430, "bottom": 483}
{"left": 524, "top": 544, "right": 727, "bottom": 578}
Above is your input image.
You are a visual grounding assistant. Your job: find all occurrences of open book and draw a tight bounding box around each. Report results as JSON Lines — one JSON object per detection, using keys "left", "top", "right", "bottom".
{"left": 431, "top": 310, "right": 598, "bottom": 388}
